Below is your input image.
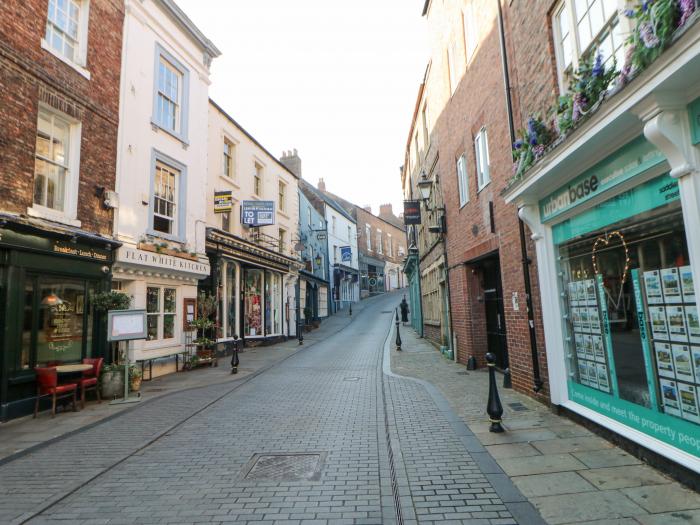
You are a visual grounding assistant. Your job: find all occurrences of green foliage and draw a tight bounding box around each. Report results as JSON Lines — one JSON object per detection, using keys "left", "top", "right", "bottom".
{"left": 625, "top": 0, "right": 680, "bottom": 71}
{"left": 303, "top": 306, "right": 313, "bottom": 321}
{"left": 91, "top": 291, "right": 131, "bottom": 312}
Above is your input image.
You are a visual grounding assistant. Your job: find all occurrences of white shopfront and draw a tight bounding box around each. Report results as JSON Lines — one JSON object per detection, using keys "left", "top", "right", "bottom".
{"left": 506, "top": 28, "right": 700, "bottom": 473}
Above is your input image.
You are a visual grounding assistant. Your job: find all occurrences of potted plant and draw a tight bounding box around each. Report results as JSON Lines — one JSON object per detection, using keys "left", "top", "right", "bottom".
{"left": 189, "top": 292, "right": 218, "bottom": 366}
{"left": 92, "top": 291, "right": 131, "bottom": 396}
{"left": 129, "top": 365, "right": 142, "bottom": 392}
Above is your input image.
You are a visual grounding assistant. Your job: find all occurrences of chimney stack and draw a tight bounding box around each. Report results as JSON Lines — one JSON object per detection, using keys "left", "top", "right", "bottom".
{"left": 317, "top": 178, "right": 326, "bottom": 192}
{"left": 280, "top": 148, "right": 302, "bottom": 178}
{"left": 379, "top": 203, "right": 394, "bottom": 219}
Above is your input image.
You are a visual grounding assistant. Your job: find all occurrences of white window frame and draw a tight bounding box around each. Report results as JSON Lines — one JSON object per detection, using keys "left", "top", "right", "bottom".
{"left": 463, "top": 1, "right": 478, "bottom": 64}
{"left": 146, "top": 286, "right": 177, "bottom": 342}
{"left": 223, "top": 137, "right": 236, "bottom": 179}
{"left": 377, "top": 230, "right": 383, "bottom": 255}
{"left": 456, "top": 154, "right": 469, "bottom": 207}
{"left": 388, "top": 234, "right": 393, "bottom": 257}
{"left": 447, "top": 43, "right": 457, "bottom": 95}
{"left": 278, "top": 180, "right": 286, "bottom": 212}
{"left": 29, "top": 104, "right": 82, "bottom": 227}
{"left": 151, "top": 45, "right": 190, "bottom": 143}
{"left": 278, "top": 228, "right": 286, "bottom": 253}
{"left": 254, "top": 162, "right": 263, "bottom": 197}
{"left": 366, "top": 224, "right": 372, "bottom": 251}
{"left": 42, "top": 0, "right": 90, "bottom": 78}
{"left": 552, "top": 0, "right": 625, "bottom": 93}
{"left": 148, "top": 150, "right": 187, "bottom": 242}
{"left": 307, "top": 208, "right": 312, "bottom": 227}
{"left": 475, "top": 128, "right": 490, "bottom": 191}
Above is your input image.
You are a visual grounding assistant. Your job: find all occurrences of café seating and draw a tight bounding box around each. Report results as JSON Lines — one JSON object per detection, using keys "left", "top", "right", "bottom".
{"left": 33, "top": 367, "right": 78, "bottom": 418}
{"left": 75, "top": 357, "right": 103, "bottom": 409}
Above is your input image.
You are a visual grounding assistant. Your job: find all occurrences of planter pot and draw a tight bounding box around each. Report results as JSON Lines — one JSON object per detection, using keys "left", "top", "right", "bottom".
{"left": 312, "top": 320, "right": 321, "bottom": 328}
{"left": 101, "top": 370, "right": 124, "bottom": 399}
{"left": 130, "top": 376, "right": 142, "bottom": 392}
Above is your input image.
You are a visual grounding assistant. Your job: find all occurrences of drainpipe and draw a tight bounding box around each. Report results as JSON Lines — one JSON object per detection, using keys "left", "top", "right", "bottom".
{"left": 497, "top": 0, "right": 543, "bottom": 392}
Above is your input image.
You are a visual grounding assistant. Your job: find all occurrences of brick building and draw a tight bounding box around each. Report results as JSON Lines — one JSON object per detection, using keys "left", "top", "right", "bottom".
{"left": 0, "top": 0, "right": 124, "bottom": 419}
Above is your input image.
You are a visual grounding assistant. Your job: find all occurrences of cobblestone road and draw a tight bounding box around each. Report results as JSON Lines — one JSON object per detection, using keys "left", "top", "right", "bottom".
{"left": 0, "top": 293, "right": 542, "bottom": 525}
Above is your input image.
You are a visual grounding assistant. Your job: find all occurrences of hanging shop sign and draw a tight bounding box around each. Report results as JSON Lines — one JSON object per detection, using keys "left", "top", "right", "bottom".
{"left": 540, "top": 136, "right": 666, "bottom": 222}
{"left": 214, "top": 191, "right": 233, "bottom": 213}
{"left": 340, "top": 246, "right": 352, "bottom": 263}
{"left": 403, "top": 200, "right": 422, "bottom": 225}
{"left": 241, "top": 200, "right": 275, "bottom": 226}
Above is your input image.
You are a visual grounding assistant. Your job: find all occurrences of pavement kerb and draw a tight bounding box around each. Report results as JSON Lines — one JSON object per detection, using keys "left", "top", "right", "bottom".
{"left": 382, "top": 318, "right": 548, "bottom": 525}
{"left": 0, "top": 299, "right": 369, "bottom": 471}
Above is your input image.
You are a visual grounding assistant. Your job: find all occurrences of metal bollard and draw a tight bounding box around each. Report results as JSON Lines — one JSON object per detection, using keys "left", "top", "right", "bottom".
{"left": 230, "top": 335, "right": 240, "bottom": 374}
{"left": 349, "top": 303, "right": 352, "bottom": 316}
{"left": 395, "top": 308, "right": 402, "bottom": 351}
{"left": 486, "top": 352, "right": 504, "bottom": 433}
{"left": 297, "top": 317, "right": 304, "bottom": 345}
{"left": 503, "top": 367, "right": 512, "bottom": 389}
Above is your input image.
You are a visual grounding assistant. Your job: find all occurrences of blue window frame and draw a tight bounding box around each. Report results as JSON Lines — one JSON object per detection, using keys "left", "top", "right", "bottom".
{"left": 148, "top": 149, "right": 187, "bottom": 243}
{"left": 151, "top": 44, "right": 190, "bottom": 144}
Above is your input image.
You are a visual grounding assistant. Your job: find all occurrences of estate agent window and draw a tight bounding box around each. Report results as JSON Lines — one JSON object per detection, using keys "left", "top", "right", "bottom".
{"left": 146, "top": 287, "right": 176, "bottom": 341}
{"left": 33, "top": 107, "right": 81, "bottom": 224}
{"left": 553, "top": 0, "right": 624, "bottom": 90}
{"left": 152, "top": 46, "right": 189, "bottom": 142}
{"left": 44, "top": 0, "right": 89, "bottom": 68}
{"left": 475, "top": 128, "right": 490, "bottom": 190}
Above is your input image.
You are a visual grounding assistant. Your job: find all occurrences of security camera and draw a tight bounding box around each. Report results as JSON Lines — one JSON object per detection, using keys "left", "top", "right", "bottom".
{"left": 101, "top": 265, "right": 110, "bottom": 274}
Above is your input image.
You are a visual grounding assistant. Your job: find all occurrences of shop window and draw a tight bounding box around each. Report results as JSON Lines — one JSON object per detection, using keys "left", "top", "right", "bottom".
{"left": 244, "top": 269, "right": 263, "bottom": 337}
{"left": 552, "top": 0, "right": 624, "bottom": 92}
{"left": 221, "top": 262, "right": 237, "bottom": 339}
{"left": 265, "top": 271, "right": 282, "bottom": 335}
{"left": 43, "top": 0, "right": 89, "bottom": 69}
{"left": 146, "top": 286, "right": 176, "bottom": 341}
{"left": 152, "top": 45, "right": 189, "bottom": 142}
{"left": 33, "top": 107, "right": 80, "bottom": 222}
{"left": 557, "top": 174, "right": 700, "bottom": 443}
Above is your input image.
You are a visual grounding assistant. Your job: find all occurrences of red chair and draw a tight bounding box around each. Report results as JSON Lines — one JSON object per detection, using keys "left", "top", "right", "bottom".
{"left": 33, "top": 367, "right": 78, "bottom": 418}
{"left": 75, "top": 357, "right": 103, "bottom": 409}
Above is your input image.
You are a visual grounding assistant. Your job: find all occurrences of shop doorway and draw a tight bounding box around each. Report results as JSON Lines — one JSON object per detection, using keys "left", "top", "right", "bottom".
{"left": 481, "top": 256, "right": 509, "bottom": 370}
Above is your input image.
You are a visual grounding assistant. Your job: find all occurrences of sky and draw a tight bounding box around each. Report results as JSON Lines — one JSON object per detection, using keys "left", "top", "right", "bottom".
{"left": 177, "top": 0, "right": 428, "bottom": 217}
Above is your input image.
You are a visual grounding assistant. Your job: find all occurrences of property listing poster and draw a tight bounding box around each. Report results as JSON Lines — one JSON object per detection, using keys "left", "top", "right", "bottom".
{"left": 643, "top": 266, "right": 700, "bottom": 426}
{"left": 568, "top": 279, "right": 610, "bottom": 394}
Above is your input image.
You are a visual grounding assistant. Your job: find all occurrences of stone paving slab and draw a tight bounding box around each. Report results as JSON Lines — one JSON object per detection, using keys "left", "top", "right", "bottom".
{"left": 390, "top": 324, "right": 700, "bottom": 525}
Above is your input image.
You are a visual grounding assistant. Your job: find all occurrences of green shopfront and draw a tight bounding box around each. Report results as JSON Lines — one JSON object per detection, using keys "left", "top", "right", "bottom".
{"left": 0, "top": 218, "right": 117, "bottom": 420}
{"left": 509, "top": 94, "right": 700, "bottom": 474}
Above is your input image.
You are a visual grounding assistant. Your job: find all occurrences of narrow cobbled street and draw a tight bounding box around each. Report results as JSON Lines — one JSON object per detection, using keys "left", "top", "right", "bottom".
{"left": 0, "top": 293, "right": 540, "bottom": 525}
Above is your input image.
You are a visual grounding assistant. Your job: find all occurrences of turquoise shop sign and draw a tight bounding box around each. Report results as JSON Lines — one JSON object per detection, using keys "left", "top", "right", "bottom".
{"left": 553, "top": 174, "right": 679, "bottom": 245}
{"left": 690, "top": 97, "right": 700, "bottom": 146}
{"left": 568, "top": 382, "right": 700, "bottom": 457}
{"left": 540, "top": 136, "right": 666, "bottom": 223}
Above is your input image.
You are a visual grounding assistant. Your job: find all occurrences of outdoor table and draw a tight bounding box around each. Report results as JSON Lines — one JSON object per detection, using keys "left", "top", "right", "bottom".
{"left": 55, "top": 364, "right": 93, "bottom": 374}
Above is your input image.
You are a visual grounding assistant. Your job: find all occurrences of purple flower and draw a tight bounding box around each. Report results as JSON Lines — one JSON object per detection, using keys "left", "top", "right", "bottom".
{"left": 572, "top": 93, "right": 587, "bottom": 122}
{"left": 533, "top": 145, "right": 546, "bottom": 159}
{"left": 679, "top": 0, "right": 695, "bottom": 27}
{"left": 529, "top": 135, "right": 538, "bottom": 146}
{"left": 513, "top": 139, "right": 524, "bottom": 149}
{"left": 639, "top": 21, "right": 660, "bottom": 48}
{"left": 527, "top": 117, "right": 537, "bottom": 135}
{"left": 642, "top": 0, "right": 652, "bottom": 13}
{"left": 624, "top": 8, "right": 636, "bottom": 17}
{"left": 592, "top": 53, "right": 604, "bottom": 77}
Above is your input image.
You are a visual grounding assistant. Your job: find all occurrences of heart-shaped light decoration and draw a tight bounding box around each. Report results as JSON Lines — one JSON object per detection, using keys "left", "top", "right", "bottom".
{"left": 591, "top": 230, "right": 630, "bottom": 288}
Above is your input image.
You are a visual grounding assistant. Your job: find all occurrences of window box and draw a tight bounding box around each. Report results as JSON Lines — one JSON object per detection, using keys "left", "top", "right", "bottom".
{"left": 137, "top": 242, "right": 198, "bottom": 261}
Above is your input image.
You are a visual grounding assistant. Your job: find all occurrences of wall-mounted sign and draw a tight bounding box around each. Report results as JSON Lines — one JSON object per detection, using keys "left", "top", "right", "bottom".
{"left": 241, "top": 200, "right": 275, "bottom": 226}
{"left": 340, "top": 246, "right": 352, "bottom": 262}
{"left": 107, "top": 309, "right": 147, "bottom": 342}
{"left": 316, "top": 232, "right": 327, "bottom": 240}
{"left": 403, "top": 200, "right": 422, "bottom": 225}
{"left": 117, "top": 247, "right": 210, "bottom": 277}
{"left": 183, "top": 298, "right": 196, "bottom": 330}
{"left": 214, "top": 191, "right": 233, "bottom": 213}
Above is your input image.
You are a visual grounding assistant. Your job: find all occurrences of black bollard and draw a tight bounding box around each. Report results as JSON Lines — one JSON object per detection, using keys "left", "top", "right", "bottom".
{"left": 395, "top": 308, "right": 402, "bottom": 351}
{"left": 230, "top": 335, "right": 240, "bottom": 374}
{"left": 466, "top": 356, "right": 477, "bottom": 370}
{"left": 349, "top": 303, "right": 352, "bottom": 316}
{"left": 297, "top": 317, "right": 304, "bottom": 345}
{"left": 486, "top": 352, "right": 504, "bottom": 433}
{"left": 503, "top": 367, "right": 512, "bottom": 389}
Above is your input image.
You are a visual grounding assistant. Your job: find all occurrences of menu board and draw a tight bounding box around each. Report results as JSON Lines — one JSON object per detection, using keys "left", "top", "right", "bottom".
{"left": 643, "top": 266, "right": 699, "bottom": 425}
{"left": 568, "top": 278, "right": 611, "bottom": 393}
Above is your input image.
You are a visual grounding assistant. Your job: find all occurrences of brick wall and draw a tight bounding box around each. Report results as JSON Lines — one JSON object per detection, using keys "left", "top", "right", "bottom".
{"left": 0, "top": 0, "right": 124, "bottom": 236}
{"left": 423, "top": 0, "right": 552, "bottom": 402}
{"left": 355, "top": 207, "right": 407, "bottom": 266}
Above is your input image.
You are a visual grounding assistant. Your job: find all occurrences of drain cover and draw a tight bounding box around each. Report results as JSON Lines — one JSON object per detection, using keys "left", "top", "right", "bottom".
{"left": 508, "top": 402, "right": 529, "bottom": 412}
{"left": 343, "top": 377, "right": 361, "bottom": 382}
{"left": 243, "top": 453, "right": 325, "bottom": 481}
{"left": 456, "top": 371, "right": 469, "bottom": 375}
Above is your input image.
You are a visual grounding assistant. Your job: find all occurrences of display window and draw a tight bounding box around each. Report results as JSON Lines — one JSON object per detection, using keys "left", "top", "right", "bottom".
{"left": 244, "top": 269, "right": 263, "bottom": 337}
{"left": 218, "top": 261, "right": 238, "bottom": 339}
{"left": 554, "top": 173, "right": 700, "bottom": 456}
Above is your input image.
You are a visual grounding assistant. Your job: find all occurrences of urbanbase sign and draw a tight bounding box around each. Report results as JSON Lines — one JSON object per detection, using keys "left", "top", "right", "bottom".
{"left": 569, "top": 382, "right": 700, "bottom": 458}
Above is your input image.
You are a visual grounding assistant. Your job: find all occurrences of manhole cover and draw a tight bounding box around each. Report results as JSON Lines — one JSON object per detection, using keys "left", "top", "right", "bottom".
{"left": 508, "top": 402, "right": 529, "bottom": 412}
{"left": 243, "top": 453, "right": 326, "bottom": 481}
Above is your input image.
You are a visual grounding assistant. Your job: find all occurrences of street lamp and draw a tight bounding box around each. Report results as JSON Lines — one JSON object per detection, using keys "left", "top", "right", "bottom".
{"left": 314, "top": 254, "right": 322, "bottom": 268}
{"left": 417, "top": 170, "right": 433, "bottom": 201}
